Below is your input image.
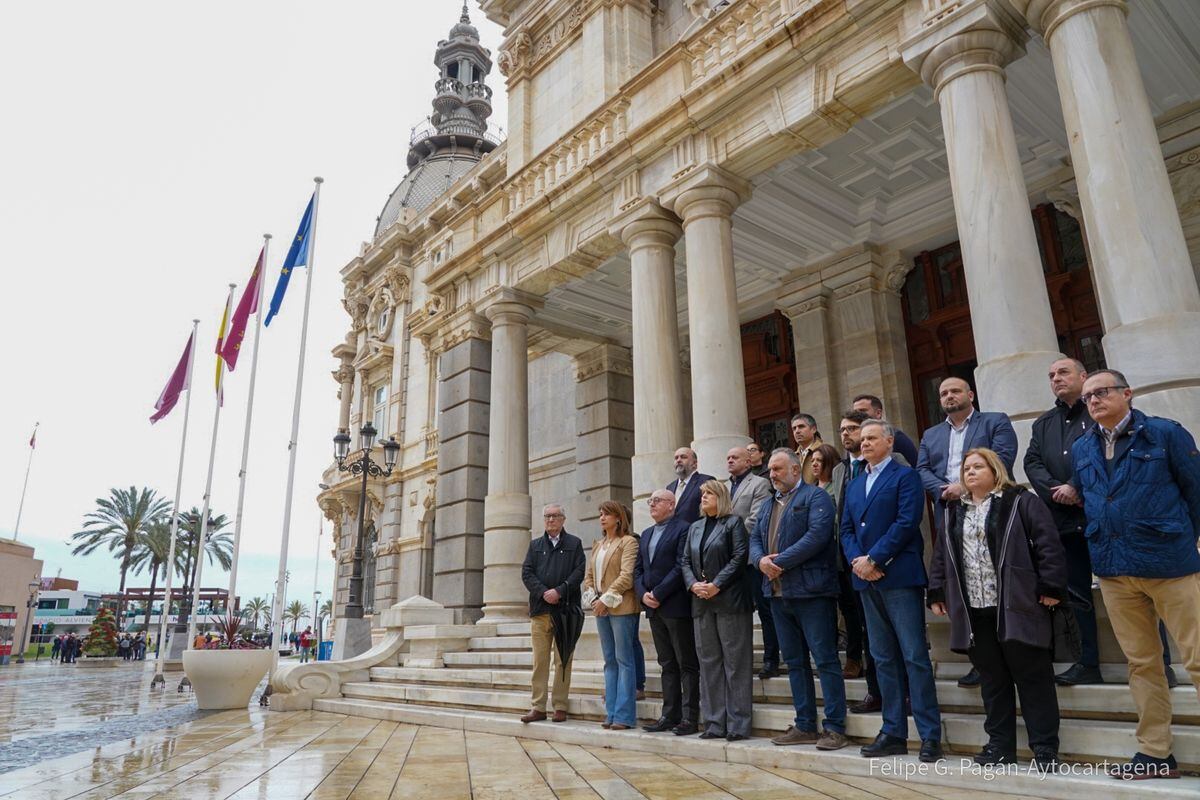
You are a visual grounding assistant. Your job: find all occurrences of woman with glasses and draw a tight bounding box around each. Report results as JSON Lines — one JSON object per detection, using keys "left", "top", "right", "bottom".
{"left": 681, "top": 479, "right": 754, "bottom": 741}
{"left": 583, "top": 501, "right": 641, "bottom": 730}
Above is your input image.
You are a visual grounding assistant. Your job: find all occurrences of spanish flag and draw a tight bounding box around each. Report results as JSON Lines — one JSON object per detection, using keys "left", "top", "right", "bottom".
{"left": 214, "top": 286, "right": 235, "bottom": 405}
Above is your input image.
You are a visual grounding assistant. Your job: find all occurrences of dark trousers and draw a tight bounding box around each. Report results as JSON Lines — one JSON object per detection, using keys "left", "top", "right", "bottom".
{"left": 968, "top": 607, "right": 1060, "bottom": 754}
{"left": 860, "top": 585, "right": 941, "bottom": 741}
{"left": 771, "top": 596, "right": 847, "bottom": 734}
{"left": 1061, "top": 531, "right": 1101, "bottom": 667}
{"left": 649, "top": 613, "right": 700, "bottom": 724}
{"left": 745, "top": 565, "right": 780, "bottom": 665}
{"left": 837, "top": 566, "right": 880, "bottom": 697}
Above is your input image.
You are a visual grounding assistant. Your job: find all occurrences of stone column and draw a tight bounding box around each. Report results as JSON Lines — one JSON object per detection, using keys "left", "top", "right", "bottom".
{"left": 617, "top": 202, "right": 687, "bottom": 528}
{"left": 432, "top": 313, "right": 491, "bottom": 623}
{"left": 1026, "top": 0, "right": 1200, "bottom": 427}
{"left": 664, "top": 166, "right": 752, "bottom": 480}
{"left": 573, "top": 344, "right": 635, "bottom": 539}
{"left": 903, "top": 2, "right": 1064, "bottom": 458}
{"left": 480, "top": 291, "right": 539, "bottom": 623}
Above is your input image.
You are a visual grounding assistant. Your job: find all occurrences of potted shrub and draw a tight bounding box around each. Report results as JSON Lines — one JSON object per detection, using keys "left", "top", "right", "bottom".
{"left": 77, "top": 608, "right": 123, "bottom": 668}
{"left": 182, "top": 613, "right": 272, "bottom": 709}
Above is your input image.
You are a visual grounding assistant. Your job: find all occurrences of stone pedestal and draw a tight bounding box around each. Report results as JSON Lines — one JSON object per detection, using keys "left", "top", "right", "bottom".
{"left": 331, "top": 617, "right": 373, "bottom": 661}
{"left": 903, "top": 2, "right": 1065, "bottom": 471}
{"left": 481, "top": 293, "right": 539, "bottom": 623}
{"left": 664, "top": 167, "right": 753, "bottom": 480}
{"left": 618, "top": 203, "right": 687, "bottom": 533}
{"left": 1027, "top": 0, "right": 1200, "bottom": 432}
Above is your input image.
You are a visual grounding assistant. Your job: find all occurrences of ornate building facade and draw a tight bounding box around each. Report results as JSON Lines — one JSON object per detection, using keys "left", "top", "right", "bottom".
{"left": 318, "top": 0, "right": 1200, "bottom": 631}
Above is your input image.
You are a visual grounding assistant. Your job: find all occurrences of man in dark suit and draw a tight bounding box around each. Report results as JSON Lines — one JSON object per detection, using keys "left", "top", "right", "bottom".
{"left": 841, "top": 420, "right": 943, "bottom": 763}
{"left": 667, "top": 446, "right": 713, "bottom": 526}
{"left": 635, "top": 489, "right": 699, "bottom": 735}
{"left": 916, "top": 376, "right": 1017, "bottom": 688}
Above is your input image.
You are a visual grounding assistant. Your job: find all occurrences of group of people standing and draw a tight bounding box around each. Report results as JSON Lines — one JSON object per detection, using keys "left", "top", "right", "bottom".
{"left": 519, "top": 360, "right": 1200, "bottom": 782}
{"left": 117, "top": 633, "right": 148, "bottom": 660}
{"left": 49, "top": 633, "right": 81, "bottom": 663}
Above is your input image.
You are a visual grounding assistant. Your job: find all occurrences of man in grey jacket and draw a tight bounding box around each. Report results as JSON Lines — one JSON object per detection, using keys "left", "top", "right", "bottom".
{"left": 727, "top": 445, "right": 778, "bottom": 677}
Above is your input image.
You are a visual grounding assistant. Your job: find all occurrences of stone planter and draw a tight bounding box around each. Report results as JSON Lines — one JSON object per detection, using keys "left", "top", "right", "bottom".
{"left": 182, "top": 649, "right": 272, "bottom": 710}
{"left": 76, "top": 656, "right": 124, "bottom": 669}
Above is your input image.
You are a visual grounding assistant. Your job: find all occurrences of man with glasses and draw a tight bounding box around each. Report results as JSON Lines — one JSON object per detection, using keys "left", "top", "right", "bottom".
{"left": 852, "top": 394, "right": 919, "bottom": 467}
{"left": 520, "top": 503, "right": 586, "bottom": 723}
{"left": 1072, "top": 369, "right": 1200, "bottom": 781}
{"left": 635, "top": 490, "right": 700, "bottom": 735}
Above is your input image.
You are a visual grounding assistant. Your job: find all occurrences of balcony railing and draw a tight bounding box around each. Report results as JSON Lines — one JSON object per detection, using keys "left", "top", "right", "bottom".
{"left": 409, "top": 116, "right": 506, "bottom": 148}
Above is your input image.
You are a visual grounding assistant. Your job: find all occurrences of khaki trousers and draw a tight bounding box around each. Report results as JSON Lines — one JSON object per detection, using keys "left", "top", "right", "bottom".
{"left": 1100, "top": 573, "right": 1200, "bottom": 758}
{"left": 530, "top": 614, "right": 573, "bottom": 713}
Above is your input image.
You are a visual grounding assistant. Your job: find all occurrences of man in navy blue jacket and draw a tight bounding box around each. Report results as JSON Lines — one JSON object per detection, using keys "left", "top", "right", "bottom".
{"left": 750, "top": 449, "right": 847, "bottom": 750}
{"left": 635, "top": 489, "right": 699, "bottom": 735}
{"left": 841, "top": 420, "right": 943, "bottom": 762}
{"left": 667, "top": 447, "right": 714, "bottom": 526}
{"left": 1072, "top": 369, "right": 1200, "bottom": 781}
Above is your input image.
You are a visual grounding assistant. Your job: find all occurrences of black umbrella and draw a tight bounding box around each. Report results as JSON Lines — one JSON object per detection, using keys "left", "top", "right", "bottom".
{"left": 549, "top": 602, "right": 584, "bottom": 680}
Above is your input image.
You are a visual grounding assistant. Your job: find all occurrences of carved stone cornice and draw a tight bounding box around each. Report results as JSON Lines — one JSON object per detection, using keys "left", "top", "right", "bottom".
{"left": 573, "top": 343, "right": 633, "bottom": 382}
{"left": 497, "top": 0, "right": 586, "bottom": 82}
{"left": 901, "top": 0, "right": 1029, "bottom": 98}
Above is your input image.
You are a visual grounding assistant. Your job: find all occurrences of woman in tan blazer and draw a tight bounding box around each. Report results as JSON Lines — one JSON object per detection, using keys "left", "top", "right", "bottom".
{"left": 583, "top": 500, "right": 641, "bottom": 729}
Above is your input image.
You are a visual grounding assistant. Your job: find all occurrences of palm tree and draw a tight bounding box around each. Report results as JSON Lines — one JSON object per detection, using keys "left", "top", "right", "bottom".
{"left": 175, "top": 508, "right": 232, "bottom": 626}
{"left": 129, "top": 519, "right": 184, "bottom": 633}
{"left": 284, "top": 600, "right": 310, "bottom": 637}
{"left": 71, "top": 487, "right": 171, "bottom": 629}
{"left": 243, "top": 597, "right": 269, "bottom": 633}
{"left": 318, "top": 599, "right": 332, "bottom": 623}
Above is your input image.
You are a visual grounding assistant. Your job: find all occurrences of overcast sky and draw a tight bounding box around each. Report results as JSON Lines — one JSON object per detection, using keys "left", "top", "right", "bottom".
{"left": 0, "top": 2, "right": 506, "bottom": 618}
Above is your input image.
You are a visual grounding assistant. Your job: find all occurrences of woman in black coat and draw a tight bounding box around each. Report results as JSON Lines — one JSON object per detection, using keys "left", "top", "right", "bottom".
{"left": 680, "top": 479, "right": 754, "bottom": 741}
{"left": 929, "top": 447, "right": 1067, "bottom": 769}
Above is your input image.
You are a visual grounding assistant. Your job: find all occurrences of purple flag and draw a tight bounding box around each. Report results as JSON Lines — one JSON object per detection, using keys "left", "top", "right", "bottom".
{"left": 150, "top": 331, "right": 194, "bottom": 424}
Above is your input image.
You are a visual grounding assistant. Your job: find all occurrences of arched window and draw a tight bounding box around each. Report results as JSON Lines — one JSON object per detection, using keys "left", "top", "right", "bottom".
{"left": 363, "top": 524, "right": 378, "bottom": 615}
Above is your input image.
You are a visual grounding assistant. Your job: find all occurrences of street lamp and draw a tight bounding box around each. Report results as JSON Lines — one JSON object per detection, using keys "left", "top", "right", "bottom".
{"left": 313, "top": 590, "right": 323, "bottom": 660}
{"left": 333, "top": 422, "right": 399, "bottom": 619}
{"left": 15, "top": 579, "right": 39, "bottom": 665}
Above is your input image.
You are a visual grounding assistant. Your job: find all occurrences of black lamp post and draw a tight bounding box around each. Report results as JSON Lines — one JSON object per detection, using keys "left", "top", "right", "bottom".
{"left": 334, "top": 422, "right": 399, "bottom": 619}
{"left": 15, "top": 580, "right": 39, "bottom": 665}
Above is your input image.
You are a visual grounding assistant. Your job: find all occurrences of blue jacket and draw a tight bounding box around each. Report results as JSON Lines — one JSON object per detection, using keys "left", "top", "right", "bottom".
{"left": 634, "top": 517, "right": 692, "bottom": 619}
{"left": 917, "top": 411, "right": 1018, "bottom": 526}
{"left": 667, "top": 473, "right": 715, "bottom": 526}
{"left": 1072, "top": 409, "right": 1200, "bottom": 578}
{"left": 748, "top": 483, "right": 838, "bottom": 599}
{"left": 839, "top": 460, "right": 928, "bottom": 590}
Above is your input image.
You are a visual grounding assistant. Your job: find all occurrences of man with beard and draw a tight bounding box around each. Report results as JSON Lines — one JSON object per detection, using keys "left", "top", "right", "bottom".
{"left": 916, "top": 376, "right": 1017, "bottom": 688}
{"left": 667, "top": 447, "right": 714, "bottom": 526}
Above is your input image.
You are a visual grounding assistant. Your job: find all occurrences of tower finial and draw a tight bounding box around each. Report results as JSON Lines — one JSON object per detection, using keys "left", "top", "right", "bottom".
{"left": 461, "top": 2, "right": 470, "bottom": 23}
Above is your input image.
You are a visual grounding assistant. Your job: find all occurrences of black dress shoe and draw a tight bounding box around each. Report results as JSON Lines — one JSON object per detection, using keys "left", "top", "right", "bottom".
{"left": 1055, "top": 663, "right": 1104, "bottom": 686}
{"left": 758, "top": 663, "right": 780, "bottom": 679}
{"left": 672, "top": 721, "right": 698, "bottom": 736}
{"left": 973, "top": 743, "right": 1017, "bottom": 765}
{"left": 1031, "top": 749, "right": 1060, "bottom": 772}
{"left": 642, "top": 717, "right": 676, "bottom": 733}
{"left": 919, "top": 740, "right": 944, "bottom": 763}
{"left": 957, "top": 667, "right": 981, "bottom": 688}
{"left": 1165, "top": 667, "right": 1179, "bottom": 689}
{"left": 860, "top": 733, "right": 907, "bottom": 757}
{"left": 698, "top": 731, "right": 724, "bottom": 740}
{"left": 726, "top": 733, "right": 749, "bottom": 742}
{"left": 850, "top": 694, "right": 882, "bottom": 714}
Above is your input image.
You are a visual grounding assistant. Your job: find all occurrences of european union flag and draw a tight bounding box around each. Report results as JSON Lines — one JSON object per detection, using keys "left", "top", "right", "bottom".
{"left": 265, "top": 193, "right": 315, "bottom": 326}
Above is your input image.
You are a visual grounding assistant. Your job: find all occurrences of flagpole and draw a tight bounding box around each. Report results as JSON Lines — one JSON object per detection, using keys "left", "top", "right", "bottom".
{"left": 228, "top": 234, "right": 272, "bottom": 606}
{"left": 185, "top": 284, "right": 236, "bottom": 656}
{"left": 152, "top": 321, "right": 199, "bottom": 687}
{"left": 12, "top": 423, "right": 38, "bottom": 541}
{"left": 266, "top": 177, "right": 322, "bottom": 703}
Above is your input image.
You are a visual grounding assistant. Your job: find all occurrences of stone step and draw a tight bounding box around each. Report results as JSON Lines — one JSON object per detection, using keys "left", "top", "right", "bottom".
{"left": 313, "top": 697, "right": 1200, "bottom": 800}
{"left": 339, "top": 679, "right": 1200, "bottom": 768}
{"left": 443, "top": 650, "right": 534, "bottom": 668}
{"left": 368, "top": 665, "right": 1200, "bottom": 722}
{"left": 466, "top": 635, "right": 533, "bottom": 651}
{"left": 492, "top": 622, "right": 532, "bottom": 636}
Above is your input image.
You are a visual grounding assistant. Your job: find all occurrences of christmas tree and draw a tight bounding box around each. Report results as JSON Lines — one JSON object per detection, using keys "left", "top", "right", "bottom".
{"left": 83, "top": 607, "right": 119, "bottom": 657}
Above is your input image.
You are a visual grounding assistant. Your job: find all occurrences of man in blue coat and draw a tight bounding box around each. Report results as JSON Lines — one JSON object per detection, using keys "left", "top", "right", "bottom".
{"left": 915, "top": 377, "right": 1017, "bottom": 689}
{"left": 1072, "top": 369, "right": 1200, "bottom": 781}
{"left": 667, "top": 447, "right": 714, "bottom": 526}
{"left": 751, "top": 448, "right": 847, "bottom": 750}
{"left": 841, "top": 420, "right": 942, "bottom": 762}
{"left": 635, "top": 489, "right": 699, "bottom": 735}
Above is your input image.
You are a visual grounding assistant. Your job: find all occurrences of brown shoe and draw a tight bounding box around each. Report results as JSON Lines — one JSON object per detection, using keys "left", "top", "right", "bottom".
{"left": 610, "top": 723, "right": 631, "bottom": 730}
{"left": 553, "top": 710, "right": 567, "bottom": 723}
{"left": 842, "top": 659, "right": 863, "bottom": 679}
{"left": 816, "top": 730, "right": 849, "bottom": 751}
{"left": 521, "top": 710, "right": 547, "bottom": 724}
{"left": 771, "top": 725, "right": 819, "bottom": 746}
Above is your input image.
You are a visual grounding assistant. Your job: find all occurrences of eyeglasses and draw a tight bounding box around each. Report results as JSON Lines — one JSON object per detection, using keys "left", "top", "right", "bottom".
{"left": 543, "top": 514, "right": 564, "bottom": 520}
{"left": 1081, "top": 385, "right": 1128, "bottom": 404}
{"left": 648, "top": 498, "right": 673, "bottom": 506}
{"left": 838, "top": 424, "right": 861, "bottom": 433}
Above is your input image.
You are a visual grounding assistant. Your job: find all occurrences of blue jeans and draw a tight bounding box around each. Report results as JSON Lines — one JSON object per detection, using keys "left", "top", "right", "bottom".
{"left": 770, "top": 596, "right": 846, "bottom": 734}
{"left": 597, "top": 613, "right": 639, "bottom": 727}
{"left": 859, "top": 585, "right": 942, "bottom": 741}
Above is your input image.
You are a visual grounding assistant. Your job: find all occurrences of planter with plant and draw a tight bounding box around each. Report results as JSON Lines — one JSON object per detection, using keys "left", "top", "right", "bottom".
{"left": 182, "top": 612, "right": 272, "bottom": 709}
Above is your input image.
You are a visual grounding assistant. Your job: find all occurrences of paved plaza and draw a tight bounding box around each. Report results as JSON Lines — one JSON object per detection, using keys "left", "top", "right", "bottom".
{"left": 0, "top": 661, "right": 1038, "bottom": 799}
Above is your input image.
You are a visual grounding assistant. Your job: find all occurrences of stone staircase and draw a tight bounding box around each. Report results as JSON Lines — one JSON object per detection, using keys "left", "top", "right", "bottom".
{"left": 271, "top": 599, "right": 1199, "bottom": 799}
